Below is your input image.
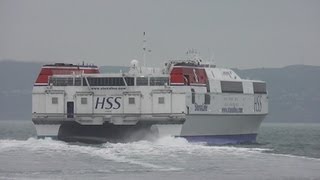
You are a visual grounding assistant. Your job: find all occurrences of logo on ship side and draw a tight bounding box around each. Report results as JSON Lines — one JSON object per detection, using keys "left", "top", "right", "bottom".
{"left": 95, "top": 97, "right": 122, "bottom": 109}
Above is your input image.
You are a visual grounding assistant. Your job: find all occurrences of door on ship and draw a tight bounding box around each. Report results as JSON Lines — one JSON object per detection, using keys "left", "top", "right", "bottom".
{"left": 67, "top": 101, "right": 74, "bottom": 118}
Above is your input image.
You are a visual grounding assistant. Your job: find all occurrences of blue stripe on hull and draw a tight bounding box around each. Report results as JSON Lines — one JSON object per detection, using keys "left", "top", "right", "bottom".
{"left": 179, "top": 134, "right": 257, "bottom": 145}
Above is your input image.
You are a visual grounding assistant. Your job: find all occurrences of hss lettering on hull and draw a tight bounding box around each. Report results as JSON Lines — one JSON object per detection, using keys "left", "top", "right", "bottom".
{"left": 95, "top": 97, "right": 122, "bottom": 109}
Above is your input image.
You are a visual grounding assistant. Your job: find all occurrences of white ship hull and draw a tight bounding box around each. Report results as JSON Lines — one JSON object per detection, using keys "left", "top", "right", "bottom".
{"left": 155, "top": 114, "right": 265, "bottom": 144}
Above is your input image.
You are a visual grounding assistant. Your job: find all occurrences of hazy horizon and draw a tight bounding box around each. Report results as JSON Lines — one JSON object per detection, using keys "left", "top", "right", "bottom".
{"left": 1, "top": 0, "right": 320, "bottom": 69}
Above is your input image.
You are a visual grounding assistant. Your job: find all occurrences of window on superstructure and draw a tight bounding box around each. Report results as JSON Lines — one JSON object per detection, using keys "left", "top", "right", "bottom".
{"left": 74, "top": 78, "right": 81, "bottom": 86}
{"left": 83, "top": 78, "right": 88, "bottom": 86}
{"left": 128, "top": 97, "right": 135, "bottom": 104}
{"left": 52, "top": 97, "right": 58, "bottom": 104}
{"left": 86, "top": 77, "right": 126, "bottom": 86}
{"left": 117, "top": 78, "right": 125, "bottom": 86}
{"left": 220, "top": 81, "right": 243, "bottom": 93}
{"left": 49, "top": 77, "right": 74, "bottom": 86}
{"left": 97, "top": 78, "right": 102, "bottom": 86}
{"left": 124, "top": 77, "right": 134, "bottom": 86}
{"left": 67, "top": 78, "right": 73, "bottom": 86}
{"left": 90, "top": 78, "right": 97, "bottom": 86}
{"left": 253, "top": 82, "right": 267, "bottom": 94}
{"left": 108, "top": 78, "right": 114, "bottom": 86}
{"left": 150, "top": 77, "right": 169, "bottom": 86}
{"left": 114, "top": 78, "right": 120, "bottom": 86}
{"left": 81, "top": 97, "right": 87, "bottom": 104}
{"left": 136, "top": 77, "right": 148, "bottom": 86}
{"left": 49, "top": 77, "right": 84, "bottom": 86}
{"left": 204, "top": 93, "right": 210, "bottom": 104}
{"left": 158, "top": 97, "right": 165, "bottom": 104}
{"left": 191, "top": 88, "right": 195, "bottom": 104}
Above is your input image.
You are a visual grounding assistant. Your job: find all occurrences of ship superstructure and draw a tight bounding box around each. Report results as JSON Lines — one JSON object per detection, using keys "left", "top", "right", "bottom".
{"left": 32, "top": 59, "right": 268, "bottom": 144}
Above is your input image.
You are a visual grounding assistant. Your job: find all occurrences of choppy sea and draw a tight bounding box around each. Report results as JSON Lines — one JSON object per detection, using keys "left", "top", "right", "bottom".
{"left": 0, "top": 120, "right": 320, "bottom": 180}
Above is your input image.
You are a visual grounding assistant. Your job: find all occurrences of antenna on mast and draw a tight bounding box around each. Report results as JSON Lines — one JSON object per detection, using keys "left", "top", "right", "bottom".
{"left": 142, "top": 32, "right": 152, "bottom": 67}
{"left": 143, "top": 32, "right": 147, "bottom": 67}
{"left": 209, "top": 49, "right": 216, "bottom": 68}
{"left": 211, "top": 49, "right": 214, "bottom": 64}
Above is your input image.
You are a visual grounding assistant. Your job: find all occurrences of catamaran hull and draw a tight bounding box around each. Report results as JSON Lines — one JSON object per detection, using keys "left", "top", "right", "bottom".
{"left": 33, "top": 120, "right": 159, "bottom": 143}
{"left": 33, "top": 114, "right": 265, "bottom": 144}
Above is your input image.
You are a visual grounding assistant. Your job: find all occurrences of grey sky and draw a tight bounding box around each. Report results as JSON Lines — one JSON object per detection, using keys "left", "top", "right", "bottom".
{"left": 0, "top": 0, "right": 319, "bottom": 69}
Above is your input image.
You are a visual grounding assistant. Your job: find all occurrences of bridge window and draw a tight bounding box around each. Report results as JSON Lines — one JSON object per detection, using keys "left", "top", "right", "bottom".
{"left": 75, "top": 78, "right": 82, "bottom": 86}
{"left": 81, "top": 97, "right": 87, "bottom": 104}
{"left": 150, "top": 77, "right": 169, "bottom": 86}
{"left": 87, "top": 77, "right": 126, "bottom": 86}
{"left": 125, "top": 77, "right": 135, "bottom": 86}
{"left": 49, "top": 77, "right": 75, "bottom": 86}
{"left": 49, "top": 77, "right": 133, "bottom": 86}
{"left": 129, "top": 97, "right": 135, "bottom": 104}
{"left": 221, "top": 81, "right": 243, "bottom": 93}
{"left": 52, "top": 97, "right": 58, "bottom": 104}
{"left": 253, "top": 82, "right": 267, "bottom": 94}
{"left": 136, "top": 77, "right": 148, "bottom": 86}
{"left": 158, "top": 97, "right": 165, "bottom": 104}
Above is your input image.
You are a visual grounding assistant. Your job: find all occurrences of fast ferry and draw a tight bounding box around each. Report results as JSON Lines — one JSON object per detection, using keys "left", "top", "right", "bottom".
{"left": 32, "top": 58, "right": 268, "bottom": 144}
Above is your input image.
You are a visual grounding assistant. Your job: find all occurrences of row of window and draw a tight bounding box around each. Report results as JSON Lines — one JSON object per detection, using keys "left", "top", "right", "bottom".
{"left": 49, "top": 77, "right": 82, "bottom": 86}
{"left": 49, "top": 77, "right": 169, "bottom": 87}
{"left": 49, "top": 78, "right": 266, "bottom": 95}
{"left": 51, "top": 97, "right": 88, "bottom": 104}
{"left": 85, "top": 77, "right": 134, "bottom": 86}
{"left": 220, "top": 81, "right": 267, "bottom": 94}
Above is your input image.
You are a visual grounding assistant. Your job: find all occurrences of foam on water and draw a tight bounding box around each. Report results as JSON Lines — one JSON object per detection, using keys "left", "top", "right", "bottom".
{"left": 1, "top": 136, "right": 320, "bottom": 179}
{"left": 0, "top": 136, "right": 273, "bottom": 162}
{"left": 0, "top": 136, "right": 298, "bottom": 158}
{"left": 0, "top": 137, "right": 265, "bottom": 177}
{"left": 0, "top": 138, "right": 175, "bottom": 171}
{"left": 1, "top": 136, "right": 319, "bottom": 162}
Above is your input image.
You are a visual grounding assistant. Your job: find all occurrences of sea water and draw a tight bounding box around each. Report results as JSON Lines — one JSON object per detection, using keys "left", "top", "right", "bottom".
{"left": 0, "top": 120, "right": 320, "bottom": 180}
